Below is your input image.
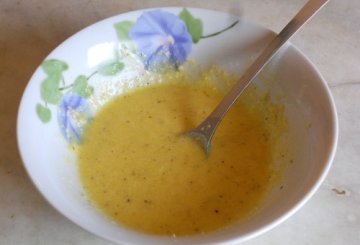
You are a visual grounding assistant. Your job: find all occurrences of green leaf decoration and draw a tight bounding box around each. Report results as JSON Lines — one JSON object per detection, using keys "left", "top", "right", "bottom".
{"left": 36, "top": 103, "right": 51, "bottom": 123}
{"left": 97, "top": 61, "right": 124, "bottom": 76}
{"left": 114, "top": 21, "right": 134, "bottom": 40}
{"left": 40, "top": 73, "right": 62, "bottom": 104}
{"left": 41, "top": 59, "right": 68, "bottom": 75}
{"left": 72, "top": 75, "right": 94, "bottom": 98}
{"left": 201, "top": 20, "right": 239, "bottom": 39}
{"left": 179, "top": 8, "right": 203, "bottom": 44}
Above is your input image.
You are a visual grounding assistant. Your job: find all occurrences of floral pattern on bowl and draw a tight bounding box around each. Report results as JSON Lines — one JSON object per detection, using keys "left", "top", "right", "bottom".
{"left": 35, "top": 8, "right": 238, "bottom": 143}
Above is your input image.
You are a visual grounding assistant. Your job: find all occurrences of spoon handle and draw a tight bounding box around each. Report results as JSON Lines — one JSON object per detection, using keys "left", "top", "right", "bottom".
{"left": 199, "top": 0, "right": 330, "bottom": 143}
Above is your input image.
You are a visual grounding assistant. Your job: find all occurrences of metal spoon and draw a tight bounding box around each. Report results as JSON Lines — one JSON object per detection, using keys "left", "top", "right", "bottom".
{"left": 184, "top": 0, "right": 330, "bottom": 155}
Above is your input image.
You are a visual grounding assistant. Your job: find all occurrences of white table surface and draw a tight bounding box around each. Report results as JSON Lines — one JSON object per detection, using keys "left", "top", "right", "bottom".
{"left": 0, "top": 0, "right": 359, "bottom": 244}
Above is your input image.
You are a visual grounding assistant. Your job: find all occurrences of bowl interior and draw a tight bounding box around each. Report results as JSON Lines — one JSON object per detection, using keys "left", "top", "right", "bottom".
{"left": 17, "top": 8, "right": 337, "bottom": 245}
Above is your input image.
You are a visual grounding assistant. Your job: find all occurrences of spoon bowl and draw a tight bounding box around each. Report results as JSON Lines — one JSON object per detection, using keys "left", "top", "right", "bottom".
{"left": 184, "top": 0, "right": 330, "bottom": 155}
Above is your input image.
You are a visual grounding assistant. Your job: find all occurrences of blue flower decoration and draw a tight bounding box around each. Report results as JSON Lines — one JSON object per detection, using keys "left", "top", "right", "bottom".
{"left": 57, "top": 93, "right": 92, "bottom": 143}
{"left": 129, "top": 10, "right": 192, "bottom": 69}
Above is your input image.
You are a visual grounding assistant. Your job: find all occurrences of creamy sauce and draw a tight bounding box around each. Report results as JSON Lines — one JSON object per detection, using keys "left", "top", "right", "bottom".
{"left": 78, "top": 81, "right": 275, "bottom": 236}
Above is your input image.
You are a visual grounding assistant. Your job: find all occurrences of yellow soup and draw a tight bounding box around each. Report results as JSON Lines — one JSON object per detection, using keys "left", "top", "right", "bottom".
{"left": 78, "top": 81, "right": 274, "bottom": 236}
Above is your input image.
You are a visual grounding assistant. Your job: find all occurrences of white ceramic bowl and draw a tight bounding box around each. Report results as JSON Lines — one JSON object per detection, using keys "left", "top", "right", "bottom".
{"left": 17, "top": 7, "right": 338, "bottom": 245}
